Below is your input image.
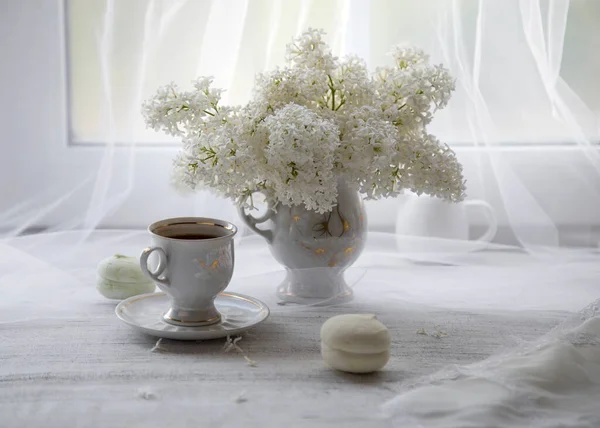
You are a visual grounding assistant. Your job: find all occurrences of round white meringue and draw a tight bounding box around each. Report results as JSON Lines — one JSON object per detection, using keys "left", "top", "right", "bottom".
{"left": 320, "top": 314, "right": 390, "bottom": 373}
{"left": 97, "top": 254, "right": 155, "bottom": 300}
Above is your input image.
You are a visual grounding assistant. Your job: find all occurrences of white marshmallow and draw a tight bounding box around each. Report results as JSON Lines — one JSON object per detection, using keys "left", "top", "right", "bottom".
{"left": 320, "top": 314, "right": 390, "bottom": 373}
{"left": 97, "top": 254, "right": 155, "bottom": 300}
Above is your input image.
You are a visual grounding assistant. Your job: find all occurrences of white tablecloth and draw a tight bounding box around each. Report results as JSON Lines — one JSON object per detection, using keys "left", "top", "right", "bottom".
{"left": 1, "top": 231, "right": 598, "bottom": 427}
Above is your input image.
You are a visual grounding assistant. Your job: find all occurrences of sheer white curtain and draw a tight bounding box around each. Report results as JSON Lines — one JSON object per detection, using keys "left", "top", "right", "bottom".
{"left": 2, "top": 0, "right": 599, "bottom": 251}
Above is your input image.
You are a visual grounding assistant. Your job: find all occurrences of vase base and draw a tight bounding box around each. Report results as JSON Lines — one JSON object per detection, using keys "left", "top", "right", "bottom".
{"left": 276, "top": 284, "right": 354, "bottom": 306}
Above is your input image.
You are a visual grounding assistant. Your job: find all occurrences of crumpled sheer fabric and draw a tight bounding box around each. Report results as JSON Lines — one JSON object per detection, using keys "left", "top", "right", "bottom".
{"left": 382, "top": 299, "right": 600, "bottom": 427}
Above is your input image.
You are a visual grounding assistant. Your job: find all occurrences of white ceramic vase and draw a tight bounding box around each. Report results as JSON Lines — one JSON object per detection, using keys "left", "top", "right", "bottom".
{"left": 239, "top": 181, "right": 367, "bottom": 304}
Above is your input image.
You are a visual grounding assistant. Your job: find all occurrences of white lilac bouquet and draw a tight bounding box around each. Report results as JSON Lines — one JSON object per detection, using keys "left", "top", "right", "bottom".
{"left": 143, "top": 29, "right": 466, "bottom": 214}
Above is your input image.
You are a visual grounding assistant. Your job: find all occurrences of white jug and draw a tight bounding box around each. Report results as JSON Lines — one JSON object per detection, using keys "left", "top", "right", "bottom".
{"left": 395, "top": 194, "right": 498, "bottom": 246}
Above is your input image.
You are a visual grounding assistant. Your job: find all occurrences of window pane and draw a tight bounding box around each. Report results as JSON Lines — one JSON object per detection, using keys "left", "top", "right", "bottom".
{"left": 67, "top": 0, "right": 599, "bottom": 144}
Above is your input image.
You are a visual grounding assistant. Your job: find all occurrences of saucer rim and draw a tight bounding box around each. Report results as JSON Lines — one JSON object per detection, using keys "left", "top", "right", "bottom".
{"left": 115, "top": 291, "right": 270, "bottom": 340}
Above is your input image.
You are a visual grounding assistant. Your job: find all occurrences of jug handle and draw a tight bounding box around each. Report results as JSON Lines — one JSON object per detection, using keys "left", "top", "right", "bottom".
{"left": 464, "top": 200, "right": 498, "bottom": 243}
{"left": 238, "top": 197, "right": 275, "bottom": 244}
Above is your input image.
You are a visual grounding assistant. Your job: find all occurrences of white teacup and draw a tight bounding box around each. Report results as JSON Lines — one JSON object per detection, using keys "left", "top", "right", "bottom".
{"left": 395, "top": 195, "right": 498, "bottom": 248}
{"left": 140, "top": 217, "right": 237, "bottom": 327}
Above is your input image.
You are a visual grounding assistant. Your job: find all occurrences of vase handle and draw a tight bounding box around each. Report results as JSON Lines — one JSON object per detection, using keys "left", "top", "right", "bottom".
{"left": 238, "top": 200, "right": 275, "bottom": 244}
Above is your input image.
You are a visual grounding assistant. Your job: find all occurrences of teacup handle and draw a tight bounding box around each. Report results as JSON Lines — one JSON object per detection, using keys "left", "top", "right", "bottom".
{"left": 238, "top": 199, "right": 275, "bottom": 243}
{"left": 464, "top": 200, "right": 498, "bottom": 243}
{"left": 140, "top": 247, "right": 170, "bottom": 288}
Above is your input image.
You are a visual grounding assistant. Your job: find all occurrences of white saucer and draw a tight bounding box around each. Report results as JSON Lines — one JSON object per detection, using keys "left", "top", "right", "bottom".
{"left": 115, "top": 292, "right": 269, "bottom": 340}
